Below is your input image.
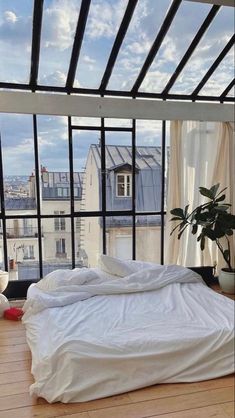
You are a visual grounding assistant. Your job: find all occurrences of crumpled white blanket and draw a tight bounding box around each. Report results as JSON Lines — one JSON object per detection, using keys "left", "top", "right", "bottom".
{"left": 22, "top": 257, "right": 234, "bottom": 403}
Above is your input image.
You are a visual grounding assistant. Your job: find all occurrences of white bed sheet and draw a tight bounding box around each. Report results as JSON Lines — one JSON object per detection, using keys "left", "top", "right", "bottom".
{"left": 22, "top": 260, "right": 234, "bottom": 403}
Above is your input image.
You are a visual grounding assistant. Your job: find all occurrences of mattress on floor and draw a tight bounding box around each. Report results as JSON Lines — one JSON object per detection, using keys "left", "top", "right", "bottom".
{"left": 22, "top": 258, "right": 234, "bottom": 403}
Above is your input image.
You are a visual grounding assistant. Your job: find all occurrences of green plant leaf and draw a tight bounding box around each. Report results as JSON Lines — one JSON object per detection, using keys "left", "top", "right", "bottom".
{"left": 192, "top": 224, "right": 198, "bottom": 235}
{"left": 210, "top": 183, "right": 220, "bottom": 198}
{"left": 170, "top": 208, "right": 185, "bottom": 218}
{"left": 200, "top": 235, "right": 205, "bottom": 251}
{"left": 204, "top": 228, "right": 216, "bottom": 241}
{"left": 223, "top": 249, "right": 230, "bottom": 263}
{"left": 177, "top": 225, "right": 188, "bottom": 240}
{"left": 214, "top": 205, "right": 230, "bottom": 212}
{"left": 197, "top": 233, "right": 202, "bottom": 242}
{"left": 215, "top": 194, "right": 226, "bottom": 202}
{"left": 199, "top": 187, "right": 214, "bottom": 200}
{"left": 226, "top": 229, "right": 233, "bottom": 236}
{"left": 170, "top": 216, "right": 184, "bottom": 221}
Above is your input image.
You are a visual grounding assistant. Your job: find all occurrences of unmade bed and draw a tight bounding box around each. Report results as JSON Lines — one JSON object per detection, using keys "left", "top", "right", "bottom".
{"left": 22, "top": 256, "right": 235, "bottom": 403}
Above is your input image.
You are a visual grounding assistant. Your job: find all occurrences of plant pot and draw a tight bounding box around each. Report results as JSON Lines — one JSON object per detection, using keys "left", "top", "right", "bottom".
{"left": 218, "top": 268, "right": 235, "bottom": 295}
{"left": 0, "top": 271, "right": 9, "bottom": 293}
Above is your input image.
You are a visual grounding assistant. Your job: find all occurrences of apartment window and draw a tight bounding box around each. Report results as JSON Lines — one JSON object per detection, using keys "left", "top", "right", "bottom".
{"left": 116, "top": 174, "right": 131, "bottom": 197}
{"left": 56, "top": 238, "right": 66, "bottom": 254}
{"left": 23, "top": 245, "right": 34, "bottom": 260}
{"left": 54, "top": 211, "right": 66, "bottom": 231}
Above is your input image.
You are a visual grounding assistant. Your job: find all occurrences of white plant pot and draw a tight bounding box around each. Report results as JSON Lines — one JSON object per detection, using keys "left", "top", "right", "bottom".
{"left": 0, "top": 271, "right": 9, "bottom": 293}
{"left": 218, "top": 269, "right": 235, "bottom": 295}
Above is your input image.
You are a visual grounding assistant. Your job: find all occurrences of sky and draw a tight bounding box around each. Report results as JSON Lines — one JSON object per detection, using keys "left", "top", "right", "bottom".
{"left": 0, "top": 0, "right": 234, "bottom": 175}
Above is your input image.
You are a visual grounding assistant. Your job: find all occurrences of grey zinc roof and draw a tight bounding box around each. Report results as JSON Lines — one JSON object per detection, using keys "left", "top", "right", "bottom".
{"left": 41, "top": 171, "right": 83, "bottom": 200}
{"left": 91, "top": 145, "right": 163, "bottom": 170}
{"left": 90, "top": 145, "right": 168, "bottom": 213}
{"left": 5, "top": 198, "right": 36, "bottom": 210}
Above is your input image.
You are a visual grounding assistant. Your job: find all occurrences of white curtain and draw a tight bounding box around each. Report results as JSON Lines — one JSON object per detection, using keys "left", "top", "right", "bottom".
{"left": 166, "top": 121, "right": 234, "bottom": 271}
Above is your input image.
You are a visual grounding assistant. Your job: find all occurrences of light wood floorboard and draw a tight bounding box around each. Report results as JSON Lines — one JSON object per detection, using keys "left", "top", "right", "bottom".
{"left": 0, "top": 318, "right": 234, "bottom": 418}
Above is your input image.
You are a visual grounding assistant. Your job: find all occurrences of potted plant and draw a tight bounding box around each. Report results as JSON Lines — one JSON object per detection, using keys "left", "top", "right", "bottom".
{"left": 170, "top": 184, "right": 235, "bottom": 294}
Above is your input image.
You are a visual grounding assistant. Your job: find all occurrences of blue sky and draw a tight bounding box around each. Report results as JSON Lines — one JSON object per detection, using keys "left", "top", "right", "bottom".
{"left": 0, "top": 0, "right": 234, "bottom": 175}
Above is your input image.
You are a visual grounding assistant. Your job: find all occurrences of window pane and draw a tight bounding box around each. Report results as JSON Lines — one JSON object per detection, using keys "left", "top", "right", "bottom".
{"left": 136, "top": 120, "right": 164, "bottom": 212}
{"left": 106, "top": 216, "right": 133, "bottom": 260}
{"left": 6, "top": 218, "right": 39, "bottom": 280}
{"left": 171, "top": 6, "right": 234, "bottom": 95}
{"left": 73, "top": 128, "right": 101, "bottom": 212}
{"left": 37, "top": 115, "right": 71, "bottom": 215}
{"left": 38, "top": 0, "right": 81, "bottom": 86}
{"left": 75, "top": 216, "right": 102, "bottom": 268}
{"left": 75, "top": 0, "right": 128, "bottom": 88}
{"left": 0, "top": 1, "right": 33, "bottom": 83}
{"left": 139, "top": 2, "right": 210, "bottom": 93}
{"left": 136, "top": 215, "right": 161, "bottom": 264}
{"left": 108, "top": 0, "right": 172, "bottom": 91}
{"left": 105, "top": 129, "right": 132, "bottom": 211}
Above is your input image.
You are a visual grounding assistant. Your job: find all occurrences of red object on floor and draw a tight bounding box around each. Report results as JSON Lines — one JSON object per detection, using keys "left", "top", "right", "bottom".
{"left": 4, "top": 307, "right": 24, "bottom": 321}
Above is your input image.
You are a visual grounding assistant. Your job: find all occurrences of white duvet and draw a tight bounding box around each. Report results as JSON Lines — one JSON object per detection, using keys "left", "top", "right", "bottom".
{"left": 22, "top": 257, "right": 235, "bottom": 403}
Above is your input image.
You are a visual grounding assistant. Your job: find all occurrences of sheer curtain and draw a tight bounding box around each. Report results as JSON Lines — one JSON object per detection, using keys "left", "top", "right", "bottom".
{"left": 165, "top": 121, "right": 234, "bottom": 271}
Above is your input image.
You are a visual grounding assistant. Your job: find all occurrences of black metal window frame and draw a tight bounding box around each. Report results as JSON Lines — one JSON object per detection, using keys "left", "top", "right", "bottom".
{"left": 0, "top": 114, "right": 167, "bottom": 296}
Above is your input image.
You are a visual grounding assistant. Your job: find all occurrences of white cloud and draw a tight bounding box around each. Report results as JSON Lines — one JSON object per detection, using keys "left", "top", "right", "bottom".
{"left": 4, "top": 11, "right": 17, "bottom": 23}
{"left": 42, "top": 0, "right": 80, "bottom": 50}
{"left": 86, "top": 0, "right": 126, "bottom": 39}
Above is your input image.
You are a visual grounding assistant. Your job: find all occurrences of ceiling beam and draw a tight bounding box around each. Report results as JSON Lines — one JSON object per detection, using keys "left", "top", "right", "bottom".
{"left": 0, "top": 91, "right": 233, "bottom": 122}
{"left": 0, "top": 82, "right": 234, "bottom": 102}
{"left": 66, "top": 0, "right": 91, "bottom": 91}
{"left": 99, "top": 0, "right": 138, "bottom": 93}
{"left": 131, "top": 0, "right": 182, "bottom": 94}
{"left": 185, "top": 0, "right": 234, "bottom": 7}
{"left": 192, "top": 34, "right": 235, "bottom": 97}
{"left": 29, "top": 0, "right": 44, "bottom": 91}
{"left": 162, "top": 5, "right": 220, "bottom": 96}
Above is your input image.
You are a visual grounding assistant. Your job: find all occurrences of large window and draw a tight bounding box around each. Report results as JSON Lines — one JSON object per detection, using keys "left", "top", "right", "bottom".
{"left": 0, "top": 114, "right": 168, "bottom": 289}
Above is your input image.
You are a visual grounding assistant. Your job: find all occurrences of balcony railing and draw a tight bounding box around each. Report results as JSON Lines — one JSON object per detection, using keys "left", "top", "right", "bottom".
{"left": 5, "top": 228, "right": 43, "bottom": 239}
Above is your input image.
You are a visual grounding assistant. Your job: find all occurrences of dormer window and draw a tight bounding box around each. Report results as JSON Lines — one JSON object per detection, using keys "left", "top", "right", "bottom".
{"left": 116, "top": 174, "right": 131, "bottom": 197}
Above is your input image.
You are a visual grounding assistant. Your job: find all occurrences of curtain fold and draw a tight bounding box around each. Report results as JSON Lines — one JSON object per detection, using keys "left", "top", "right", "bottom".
{"left": 166, "top": 121, "right": 234, "bottom": 272}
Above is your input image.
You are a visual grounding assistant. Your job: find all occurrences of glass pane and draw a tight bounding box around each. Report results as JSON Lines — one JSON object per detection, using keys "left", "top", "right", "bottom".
{"left": 104, "top": 118, "right": 132, "bottom": 128}
{"left": 200, "top": 52, "right": 234, "bottom": 96}
{"left": 136, "top": 215, "right": 161, "bottom": 264}
{"left": 41, "top": 217, "right": 72, "bottom": 276}
{"left": 72, "top": 117, "right": 101, "bottom": 127}
{"left": 108, "top": 0, "right": 172, "bottom": 91}
{"left": 37, "top": 115, "right": 71, "bottom": 215}
{"left": 38, "top": 0, "right": 81, "bottom": 86}
{"left": 171, "top": 6, "right": 234, "bottom": 94}
{"left": 136, "top": 120, "right": 163, "bottom": 212}
{"left": 76, "top": 216, "right": 102, "bottom": 268}
{"left": 75, "top": 0, "right": 128, "bottom": 88}
{"left": 73, "top": 128, "right": 101, "bottom": 212}
{"left": 0, "top": 114, "right": 36, "bottom": 216}
{"left": 7, "top": 218, "right": 39, "bottom": 280}
{"left": 140, "top": 1, "right": 211, "bottom": 93}
{"left": 106, "top": 216, "right": 133, "bottom": 260}
{"left": 0, "top": 1, "right": 33, "bottom": 83}
{"left": 105, "top": 130, "right": 132, "bottom": 211}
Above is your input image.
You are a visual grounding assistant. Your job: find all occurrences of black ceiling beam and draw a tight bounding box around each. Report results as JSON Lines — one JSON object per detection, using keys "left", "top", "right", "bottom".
{"left": 162, "top": 5, "right": 220, "bottom": 96}
{"left": 29, "top": 0, "right": 44, "bottom": 91}
{"left": 192, "top": 34, "right": 235, "bottom": 98}
{"left": 220, "top": 78, "right": 235, "bottom": 100}
{"left": 99, "top": 0, "right": 138, "bottom": 93}
{"left": 1, "top": 82, "right": 234, "bottom": 102}
{"left": 131, "top": 0, "right": 182, "bottom": 94}
{"left": 66, "top": 0, "right": 91, "bottom": 92}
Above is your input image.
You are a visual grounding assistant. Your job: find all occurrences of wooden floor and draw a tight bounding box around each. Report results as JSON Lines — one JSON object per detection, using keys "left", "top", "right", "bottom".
{"left": 0, "top": 319, "right": 234, "bottom": 418}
